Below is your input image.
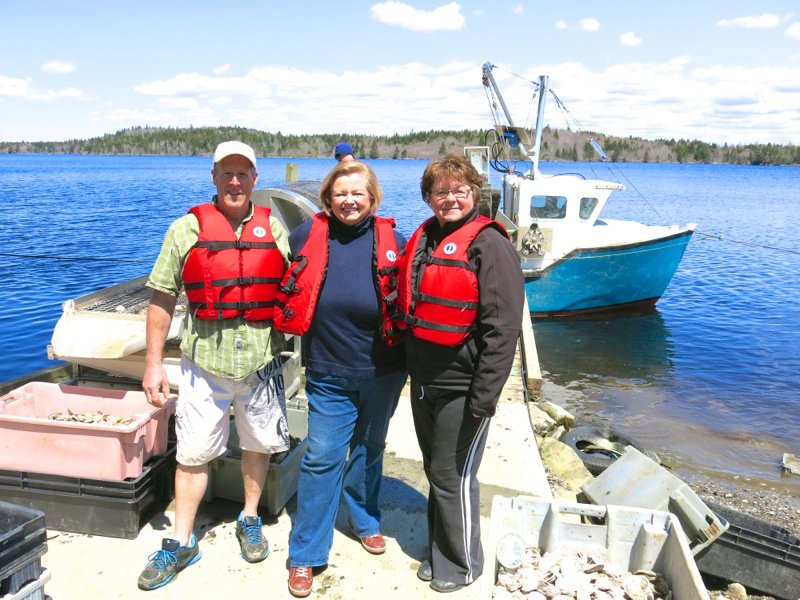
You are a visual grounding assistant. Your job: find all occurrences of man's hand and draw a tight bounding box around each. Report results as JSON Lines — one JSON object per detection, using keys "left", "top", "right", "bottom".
{"left": 142, "top": 364, "right": 171, "bottom": 407}
{"left": 142, "top": 290, "right": 177, "bottom": 406}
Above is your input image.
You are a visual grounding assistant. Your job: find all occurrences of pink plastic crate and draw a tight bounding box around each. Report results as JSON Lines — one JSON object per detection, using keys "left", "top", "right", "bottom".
{"left": 0, "top": 382, "right": 175, "bottom": 480}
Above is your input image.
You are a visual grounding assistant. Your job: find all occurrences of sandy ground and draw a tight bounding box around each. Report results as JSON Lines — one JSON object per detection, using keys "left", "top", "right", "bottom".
{"left": 40, "top": 384, "right": 548, "bottom": 600}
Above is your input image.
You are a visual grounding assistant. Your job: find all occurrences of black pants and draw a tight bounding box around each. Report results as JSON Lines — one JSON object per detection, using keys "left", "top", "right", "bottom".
{"left": 410, "top": 381, "right": 490, "bottom": 585}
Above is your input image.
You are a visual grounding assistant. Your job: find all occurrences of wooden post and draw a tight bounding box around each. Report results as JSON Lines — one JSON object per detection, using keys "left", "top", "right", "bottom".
{"left": 520, "top": 294, "right": 542, "bottom": 398}
{"left": 285, "top": 163, "right": 298, "bottom": 183}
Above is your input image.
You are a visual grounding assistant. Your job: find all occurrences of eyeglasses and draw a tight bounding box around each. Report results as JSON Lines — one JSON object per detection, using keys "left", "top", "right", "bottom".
{"left": 432, "top": 186, "right": 472, "bottom": 201}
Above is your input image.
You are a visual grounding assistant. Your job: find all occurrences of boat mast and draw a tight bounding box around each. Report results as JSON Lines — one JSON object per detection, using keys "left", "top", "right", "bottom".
{"left": 531, "top": 75, "right": 548, "bottom": 178}
{"left": 482, "top": 62, "right": 548, "bottom": 179}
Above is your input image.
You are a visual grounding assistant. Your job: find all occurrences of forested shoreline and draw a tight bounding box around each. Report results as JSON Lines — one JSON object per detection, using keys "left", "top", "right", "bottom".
{"left": 1, "top": 125, "right": 798, "bottom": 165}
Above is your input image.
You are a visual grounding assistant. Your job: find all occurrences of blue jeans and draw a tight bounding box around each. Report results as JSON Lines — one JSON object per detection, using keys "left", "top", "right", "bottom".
{"left": 288, "top": 368, "right": 407, "bottom": 567}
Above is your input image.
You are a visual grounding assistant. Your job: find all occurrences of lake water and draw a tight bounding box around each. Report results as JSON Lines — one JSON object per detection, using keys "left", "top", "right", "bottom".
{"left": 1, "top": 154, "right": 798, "bottom": 494}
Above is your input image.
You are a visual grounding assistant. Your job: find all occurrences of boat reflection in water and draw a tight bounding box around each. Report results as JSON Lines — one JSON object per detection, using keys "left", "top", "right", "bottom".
{"left": 535, "top": 310, "right": 800, "bottom": 493}
{"left": 534, "top": 309, "right": 674, "bottom": 391}
{"left": 533, "top": 309, "right": 679, "bottom": 473}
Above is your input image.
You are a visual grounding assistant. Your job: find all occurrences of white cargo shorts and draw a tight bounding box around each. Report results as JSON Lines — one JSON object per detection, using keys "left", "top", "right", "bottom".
{"left": 175, "top": 355, "right": 290, "bottom": 466}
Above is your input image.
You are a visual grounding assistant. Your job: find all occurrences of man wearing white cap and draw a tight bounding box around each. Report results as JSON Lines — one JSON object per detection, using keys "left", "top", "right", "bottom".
{"left": 137, "top": 141, "right": 291, "bottom": 590}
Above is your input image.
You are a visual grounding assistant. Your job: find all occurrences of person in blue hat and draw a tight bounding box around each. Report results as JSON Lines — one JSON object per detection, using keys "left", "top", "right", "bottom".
{"left": 334, "top": 141, "right": 355, "bottom": 162}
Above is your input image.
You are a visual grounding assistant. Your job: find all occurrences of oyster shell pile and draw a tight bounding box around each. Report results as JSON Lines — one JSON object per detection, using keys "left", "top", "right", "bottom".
{"left": 48, "top": 409, "right": 135, "bottom": 426}
{"left": 492, "top": 545, "right": 672, "bottom": 600}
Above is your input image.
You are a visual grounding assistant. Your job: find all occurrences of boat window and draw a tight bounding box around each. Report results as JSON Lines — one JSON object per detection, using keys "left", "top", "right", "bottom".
{"left": 579, "top": 197, "right": 598, "bottom": 220}
{"left": 530, "top": 195, "right": 566, "bottom": 219}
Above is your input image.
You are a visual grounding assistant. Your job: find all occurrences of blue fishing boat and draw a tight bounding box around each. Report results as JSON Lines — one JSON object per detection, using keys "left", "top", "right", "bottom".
{"left": 474, "top": 63, "right": 696, "bottom": 317}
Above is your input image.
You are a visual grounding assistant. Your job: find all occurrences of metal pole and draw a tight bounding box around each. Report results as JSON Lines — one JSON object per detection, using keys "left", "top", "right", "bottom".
{"left": 531, "top": 76, "right": 549, "bottom": 176}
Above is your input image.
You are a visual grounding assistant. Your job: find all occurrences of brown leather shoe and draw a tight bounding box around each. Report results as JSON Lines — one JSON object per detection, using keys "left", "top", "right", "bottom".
{"left": 288, "top": 566, "right": 313, "bottom": 598}
{"left": 359, "top": 533, "right": 386, "bottom": 555}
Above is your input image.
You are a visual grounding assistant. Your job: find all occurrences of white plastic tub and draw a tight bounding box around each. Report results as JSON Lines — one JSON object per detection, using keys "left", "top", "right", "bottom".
{"left": 483, "top": 495, "right": 709, "bottom": 600}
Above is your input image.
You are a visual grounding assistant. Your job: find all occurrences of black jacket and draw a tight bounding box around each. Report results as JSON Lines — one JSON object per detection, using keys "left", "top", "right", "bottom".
{"left": 404, "top": 209, "right": 524, "bottom": 417}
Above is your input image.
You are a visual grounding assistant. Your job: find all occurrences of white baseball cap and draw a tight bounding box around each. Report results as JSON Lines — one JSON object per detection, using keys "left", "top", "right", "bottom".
{"left": 212, "top": 141, "right": 257, "bottom": 169}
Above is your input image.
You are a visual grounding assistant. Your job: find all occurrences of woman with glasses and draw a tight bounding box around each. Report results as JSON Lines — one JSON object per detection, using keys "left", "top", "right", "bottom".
{"left": 397, "top": 153, "right": 524, "bottom": 593}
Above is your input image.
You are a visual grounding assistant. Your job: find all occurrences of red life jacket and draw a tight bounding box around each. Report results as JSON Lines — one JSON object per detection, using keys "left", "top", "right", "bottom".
{"left": 273, "top": 213, "right": 403, "bottom": 346}
{"left": 182, "top": 203, "right": 286, "bottom": 321}
{"left": 397, "top": 215, "right": 507, "bottom": 347}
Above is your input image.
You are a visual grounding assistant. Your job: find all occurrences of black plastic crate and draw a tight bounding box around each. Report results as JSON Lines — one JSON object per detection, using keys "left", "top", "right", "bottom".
{"left": 0, "top": 446, "right": 175, "bottom": 540}
{"left": 0, "top": 557, "right": 43, "bottom": 597}
{"left": 2, "top": 568, "right": 49, "bottom": 600}
{"left": 0, "top": 501, "right": 46, "bottom": 595}
{"left": 696, "top": 500, "right": 800, "bottom": 600}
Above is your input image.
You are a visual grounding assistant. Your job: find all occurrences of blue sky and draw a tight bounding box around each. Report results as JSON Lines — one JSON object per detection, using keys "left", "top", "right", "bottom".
{"left": 2, "top": 1, "right": 799, "bottom": 145}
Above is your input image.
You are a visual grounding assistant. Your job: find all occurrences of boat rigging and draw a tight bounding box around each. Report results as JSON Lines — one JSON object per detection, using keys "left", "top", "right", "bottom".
{"left": 471, "top": 62, "right": 696, "bottom": 317}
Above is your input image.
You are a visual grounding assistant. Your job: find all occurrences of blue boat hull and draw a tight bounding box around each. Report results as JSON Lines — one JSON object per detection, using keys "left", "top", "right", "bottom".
{"left": 525, "top": 230, "right": 693, "bottom": 317}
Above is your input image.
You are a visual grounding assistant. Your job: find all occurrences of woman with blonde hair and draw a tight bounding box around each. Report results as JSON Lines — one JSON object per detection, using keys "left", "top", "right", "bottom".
{"left": 275, "top": 160, "right": 407, "bottom": 598}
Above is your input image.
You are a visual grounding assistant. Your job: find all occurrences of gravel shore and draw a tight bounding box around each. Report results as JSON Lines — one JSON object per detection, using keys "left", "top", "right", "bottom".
{"left": 687, "top": 475, "right": 800, "bottom": 538}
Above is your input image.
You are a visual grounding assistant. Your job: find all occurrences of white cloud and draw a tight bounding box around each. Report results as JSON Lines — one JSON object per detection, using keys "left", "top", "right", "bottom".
{"left": 9, "top": 58, "right": 800, "bottom": 145}
{"left": 128, "top": 61, "right": 485, "bottom": 136}
{"left": 134, "top": 72, "right": 262, "bottom": 97}
{"left": 484, "top": 57, "right": 800, "bottom": 145}
{"left": 48, "top": 87, "right": 83, "bottom": 99}
{"left": 787, "top": 22, "right": 800, "bottom": 40}
{"left": 41, "top": 60, "right": 76, "bottom": 75}
{"left": 0, "top": 75, "right": 31, "bottom": 97}
{"left": 717, "top": 13, "right": 781, "bottom": 29}
{"left": 157, "top": 97, "right": 201, "bottom": 110}
{"left": 213, "top": 64, "right": 230, "bottom": 75}
{"left": 580, "top": 18, "right": 600, "bottom": 32}
{"left": 370, "top": 1, "right": 465, "bottom": 32}
{"left": 555, "top": 20, "right": 567, "bottom": 30}
{"left": 94, "top": 107, "right": 169, "bottom": 127}
{"left": 511, "top": 4, "right": 523, "bottom": 16}
{"left": 620, "top": 32, "right": 642, "bottom": 47}
{"left": 30, "top": 87, "right": 85, "bottom": 101}
{"left": 0, "top": 75, "right": 83, "bottom": 101}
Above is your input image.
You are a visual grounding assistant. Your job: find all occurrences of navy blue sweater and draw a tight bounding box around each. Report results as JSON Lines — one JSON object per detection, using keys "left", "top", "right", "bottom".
{"left": 288, "top": 215, "right": 406, "bottom": 378}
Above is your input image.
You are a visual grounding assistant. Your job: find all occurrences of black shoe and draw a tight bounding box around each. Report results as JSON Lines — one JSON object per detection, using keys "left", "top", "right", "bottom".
{"left": 430, "top": 578, "right": 466, "bottom": 593}
{"left": 236, "top": 514, "right": 270, "bottom": 563}
{"left": 137, "top": 535, "right": 201, "bottom": 591}
{"left": 416, "top": 559, "right": 432, "bottom": 581}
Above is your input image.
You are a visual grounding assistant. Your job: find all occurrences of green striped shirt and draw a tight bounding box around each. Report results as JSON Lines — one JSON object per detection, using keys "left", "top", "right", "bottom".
{"left": 146, "top": 201, "right": 290, "bottom": 380}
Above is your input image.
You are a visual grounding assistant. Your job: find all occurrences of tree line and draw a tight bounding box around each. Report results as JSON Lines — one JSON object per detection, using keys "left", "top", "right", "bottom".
{"left": 1, "top": 125, "right": 798, "bottom": 166}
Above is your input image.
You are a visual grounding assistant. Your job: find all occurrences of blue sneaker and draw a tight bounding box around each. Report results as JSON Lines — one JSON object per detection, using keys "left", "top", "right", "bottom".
{"left": 137, "top": 535, "right": 201, "bottom": 591}
{"left": 236, "top": 513, "right": 270, "bottom": 563}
